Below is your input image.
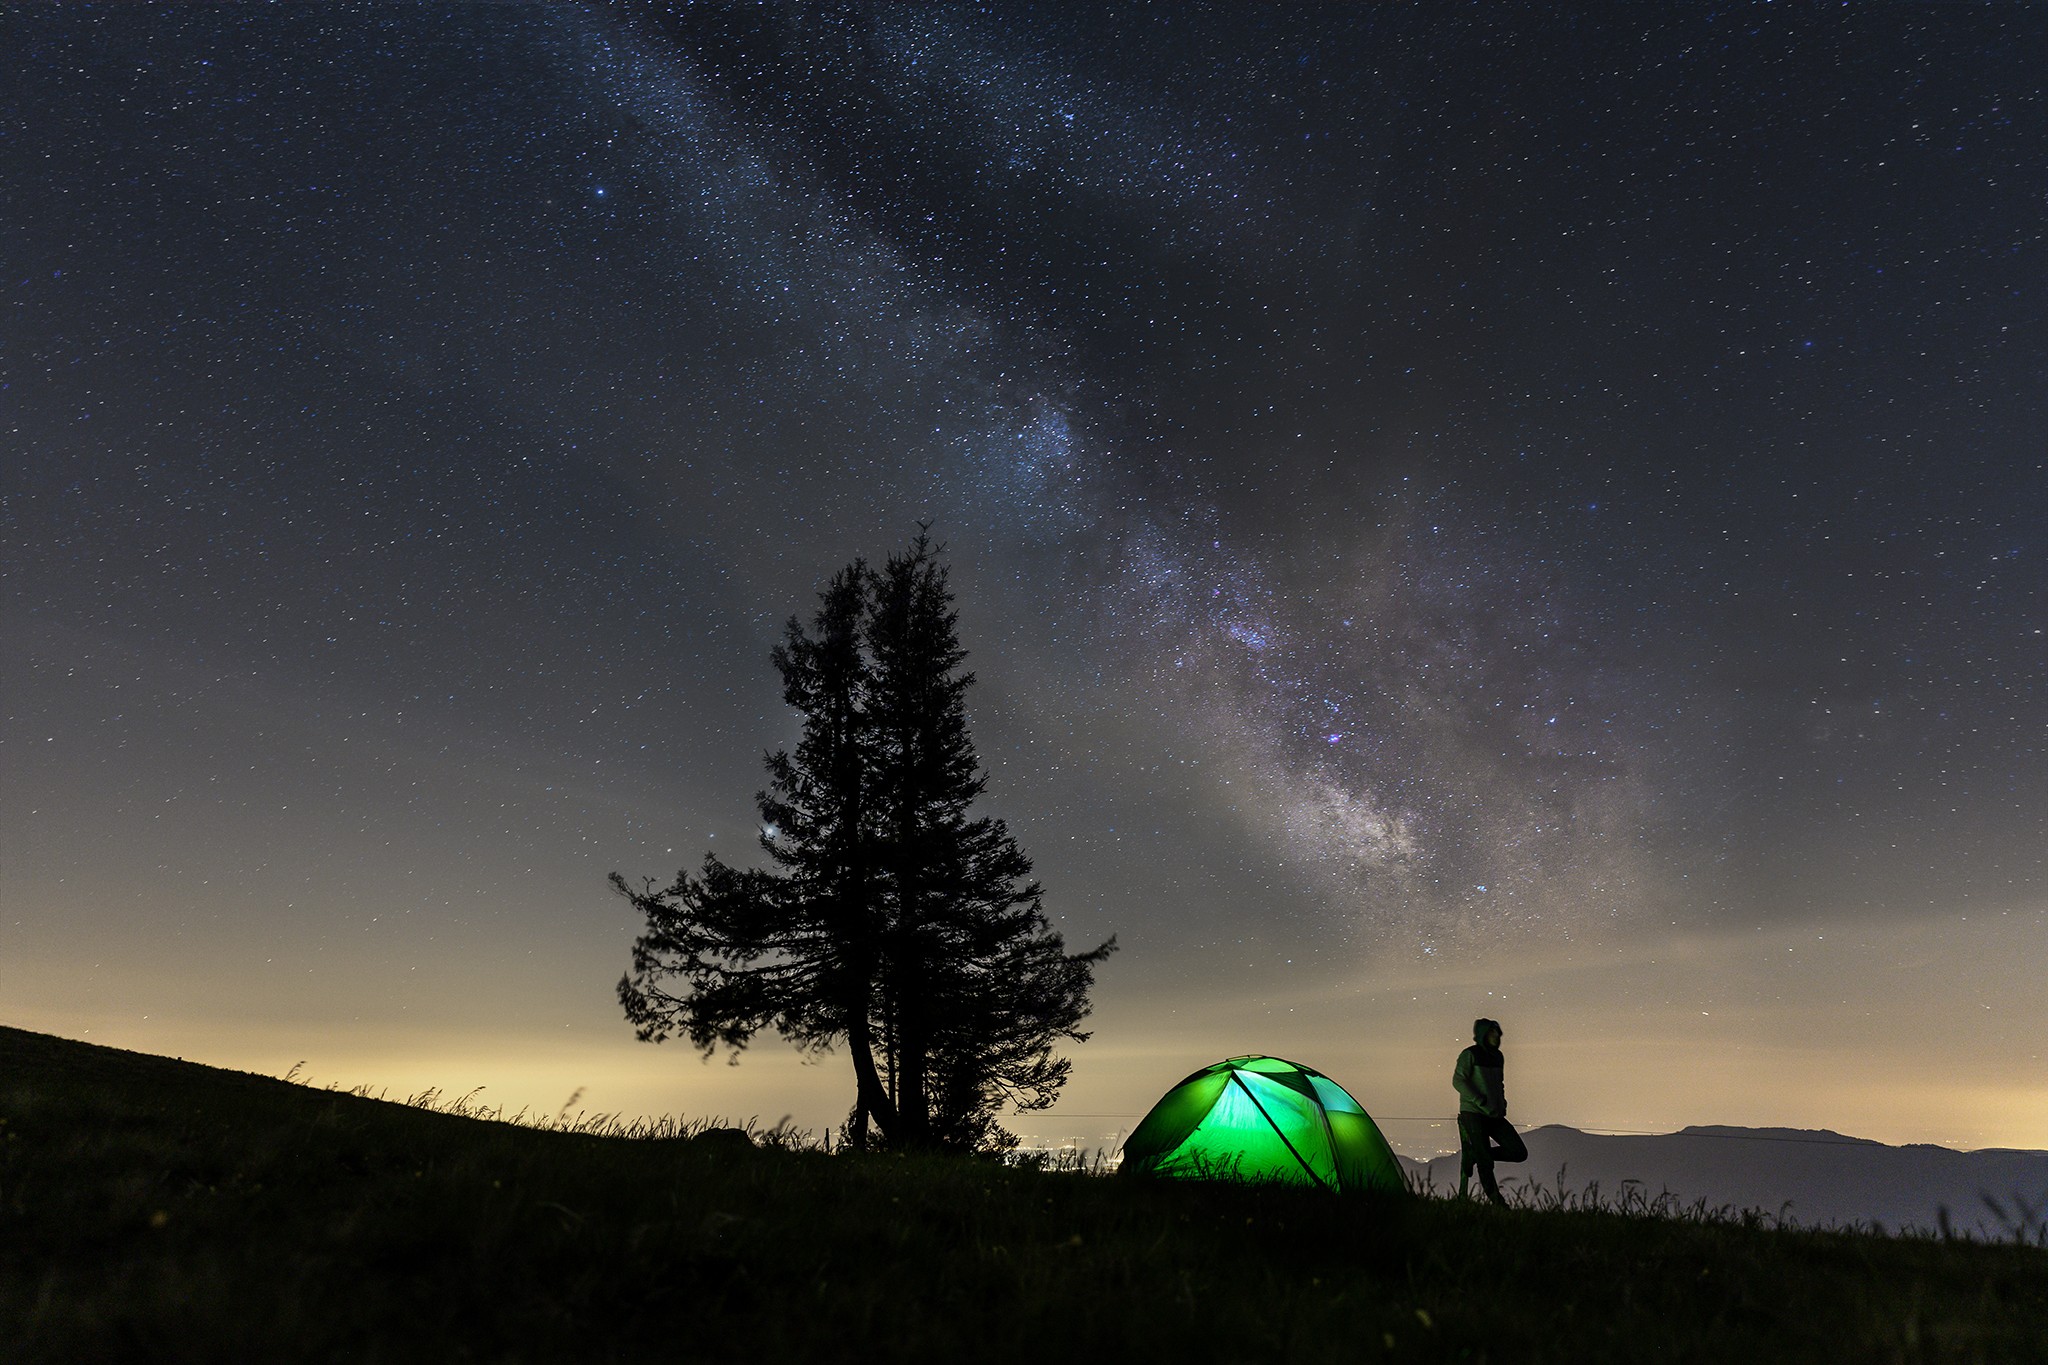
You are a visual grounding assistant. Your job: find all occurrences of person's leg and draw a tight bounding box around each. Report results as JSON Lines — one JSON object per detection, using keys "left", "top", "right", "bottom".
{"left": 1472, "top": 1116, "right": 1524, "bottom": 1205}
{"left": 1456, "top": 1113, "right": 1483, "bottom": 1197}
{"left": 1475, "top": 1154, "right": 1503, "bottom": 1205}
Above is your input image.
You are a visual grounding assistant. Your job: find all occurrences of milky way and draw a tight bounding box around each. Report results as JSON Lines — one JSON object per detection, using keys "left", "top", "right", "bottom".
{"left": 530, "top": 4, "right": 1712, "bottom": 953}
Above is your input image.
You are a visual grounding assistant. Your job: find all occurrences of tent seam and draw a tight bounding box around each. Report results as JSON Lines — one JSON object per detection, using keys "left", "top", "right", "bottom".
{"left": 1314, "top": 1091, "right": 1343, "bottom": 1188}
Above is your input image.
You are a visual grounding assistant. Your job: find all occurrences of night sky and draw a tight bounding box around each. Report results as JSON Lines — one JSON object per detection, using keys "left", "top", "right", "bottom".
{"left": 6, "top": 4, "right": 2044, "bottom": 1155}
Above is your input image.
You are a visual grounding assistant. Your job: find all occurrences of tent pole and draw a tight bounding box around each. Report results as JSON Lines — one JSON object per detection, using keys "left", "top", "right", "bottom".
{"left": 1228, "top": 1072, "right": 1332, "bottom": 1192}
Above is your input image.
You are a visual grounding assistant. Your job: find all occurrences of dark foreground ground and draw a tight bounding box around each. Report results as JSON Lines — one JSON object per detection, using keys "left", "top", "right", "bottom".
{"left": 3, "top": 1024, "right": 2044, "bottom": 1363}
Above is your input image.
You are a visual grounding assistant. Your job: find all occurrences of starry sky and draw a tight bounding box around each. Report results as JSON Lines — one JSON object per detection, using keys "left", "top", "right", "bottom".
{"left": 5, "top": 3, "right": 2044, "bottom": 1155}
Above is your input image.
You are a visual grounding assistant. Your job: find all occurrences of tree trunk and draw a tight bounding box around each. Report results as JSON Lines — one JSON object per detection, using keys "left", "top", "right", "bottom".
{"left": 846, "top": 1000, "right": 898, "bottom": 1143}
{"left": 895, "top": 923, "right": 930, "bottom": 1146}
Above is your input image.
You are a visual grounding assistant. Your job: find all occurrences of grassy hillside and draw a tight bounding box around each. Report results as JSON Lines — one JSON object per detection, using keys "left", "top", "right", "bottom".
{"left": 3, "top": 1025, "right": 2044, "bottom": 1363}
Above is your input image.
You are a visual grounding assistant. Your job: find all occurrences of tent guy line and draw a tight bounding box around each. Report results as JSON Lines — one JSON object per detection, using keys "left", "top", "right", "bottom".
{"left": 1021, "top": 1117, "right": 1908, "bottom": 1148}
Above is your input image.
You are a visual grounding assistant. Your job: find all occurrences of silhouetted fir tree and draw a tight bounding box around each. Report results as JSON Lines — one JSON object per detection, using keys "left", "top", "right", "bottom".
{"left": 611, "top": 565, "right": 899, "bottom": 1147}
{"left": 612, "top": 536, "right": 1113, "bottom": 1152}
{"left": 864, "top": 535, "right": 1114, "bottom": 1149}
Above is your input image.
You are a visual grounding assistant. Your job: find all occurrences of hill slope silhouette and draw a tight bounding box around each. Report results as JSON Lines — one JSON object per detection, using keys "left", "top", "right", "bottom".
{"left": 4, "top": 1024, "right": 2046, "bottom": 1363}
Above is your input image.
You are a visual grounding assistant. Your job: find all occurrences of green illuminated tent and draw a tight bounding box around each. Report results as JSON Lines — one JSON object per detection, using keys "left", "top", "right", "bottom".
{"left": 1119, "top": 1056, "right": 1407, "bottom": 1194}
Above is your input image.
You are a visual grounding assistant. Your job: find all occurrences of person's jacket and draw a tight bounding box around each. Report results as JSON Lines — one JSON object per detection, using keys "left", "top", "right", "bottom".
{"left": 1453, "top": 1043, "right": 1506, "bottom": 1117}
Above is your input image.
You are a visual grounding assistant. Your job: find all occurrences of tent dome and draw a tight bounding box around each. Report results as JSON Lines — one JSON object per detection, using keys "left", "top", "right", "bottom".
{"left": 1119, "top": 1055, "right": 1407, "bottom": 1194}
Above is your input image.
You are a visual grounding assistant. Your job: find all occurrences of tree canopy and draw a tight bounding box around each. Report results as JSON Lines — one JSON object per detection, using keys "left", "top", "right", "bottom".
{"left": 611, "top": 534, "right": 1114, "bottom": 1151}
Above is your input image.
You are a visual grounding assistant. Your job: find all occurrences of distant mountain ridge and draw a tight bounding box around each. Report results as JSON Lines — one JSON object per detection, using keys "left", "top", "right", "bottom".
{"left": 1401, "top": 1123, "right": 2048, "bottom": 1239}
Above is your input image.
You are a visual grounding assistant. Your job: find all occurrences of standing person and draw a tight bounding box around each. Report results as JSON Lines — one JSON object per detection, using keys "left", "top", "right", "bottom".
{"left": 1454, "top": 1017, "right": 1528, "bottom": 1205}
